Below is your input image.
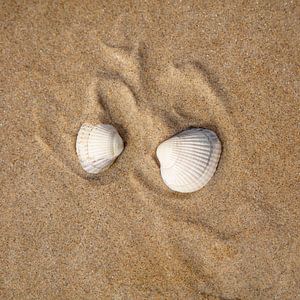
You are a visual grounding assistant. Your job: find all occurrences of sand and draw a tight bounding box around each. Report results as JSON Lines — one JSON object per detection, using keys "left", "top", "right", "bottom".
{"left": 1, "top": 1, "right": 299, "bottom": 299}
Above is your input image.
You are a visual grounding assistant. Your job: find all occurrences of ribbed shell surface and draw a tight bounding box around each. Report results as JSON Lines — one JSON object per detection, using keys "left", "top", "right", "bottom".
{"left": 76, "top": 124, "right": 124, "bottom": 174}
{"left": 157, "top": 128, "right": 221, "bottom": 193}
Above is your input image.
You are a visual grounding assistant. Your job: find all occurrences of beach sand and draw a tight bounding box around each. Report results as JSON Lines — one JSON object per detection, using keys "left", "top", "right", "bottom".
{"left": 1, "top": 1, "right": 299, "bottom": 299}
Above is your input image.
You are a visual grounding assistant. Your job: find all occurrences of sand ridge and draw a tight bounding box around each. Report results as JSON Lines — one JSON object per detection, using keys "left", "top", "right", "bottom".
{"left": 35, "top": 41, "right": 240, "bottom": 196}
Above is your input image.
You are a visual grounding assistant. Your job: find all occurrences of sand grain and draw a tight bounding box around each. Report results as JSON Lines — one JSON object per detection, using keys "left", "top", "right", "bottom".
{"left": 1, "top": 1, "right": 299, "bottom": 299}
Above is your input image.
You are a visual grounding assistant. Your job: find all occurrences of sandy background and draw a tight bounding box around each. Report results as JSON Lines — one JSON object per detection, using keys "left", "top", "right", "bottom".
{"left": 1, "top": 1, "right": 299, "bottom": 299}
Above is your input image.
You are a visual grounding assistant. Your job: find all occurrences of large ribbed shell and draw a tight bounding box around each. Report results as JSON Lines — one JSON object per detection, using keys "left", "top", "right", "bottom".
{"left": 156, "top": 128, "right": 221, "bottom": 193}
{"left": 76, "top": 123, "right": 124, "bottom": 174}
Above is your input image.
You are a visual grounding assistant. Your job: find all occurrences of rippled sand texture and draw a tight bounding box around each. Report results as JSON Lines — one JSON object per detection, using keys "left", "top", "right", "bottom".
{"left": 1, "top": 1, "right": 299, "bottom": 299}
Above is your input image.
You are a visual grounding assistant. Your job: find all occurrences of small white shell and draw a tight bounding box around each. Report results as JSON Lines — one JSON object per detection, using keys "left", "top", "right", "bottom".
{"left": 156, "top": 128, "right": 221, "bottom": 193}
{"left": 76, "top": 123, "right": 124, "bottom": 174}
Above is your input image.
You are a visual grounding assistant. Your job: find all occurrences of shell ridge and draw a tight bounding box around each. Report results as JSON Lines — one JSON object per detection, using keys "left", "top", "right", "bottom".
{"left": 76, "top": 123, "right": 124, "bottom": 174}
{"left": 157, "top": 128, "right": 221, "bottom": 193}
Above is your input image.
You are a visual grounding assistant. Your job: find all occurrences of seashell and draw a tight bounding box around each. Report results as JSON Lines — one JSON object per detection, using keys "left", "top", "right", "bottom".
{"left": 76, "top": 123, "right": 124, "bottom": 174}
{"left": 156, "top": 128, "right": 221, "bottom": 193}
